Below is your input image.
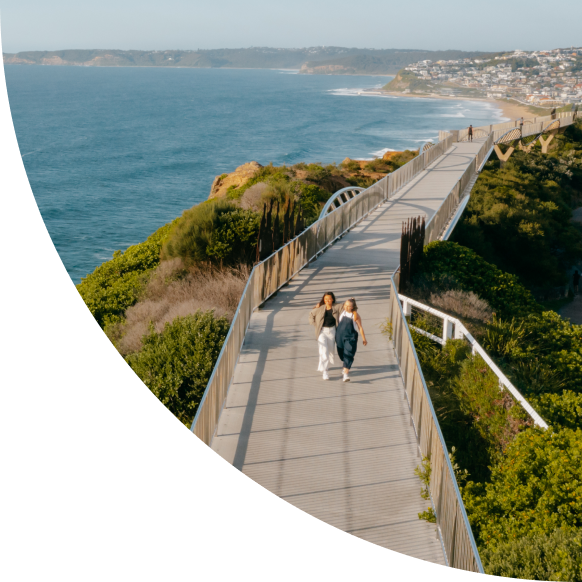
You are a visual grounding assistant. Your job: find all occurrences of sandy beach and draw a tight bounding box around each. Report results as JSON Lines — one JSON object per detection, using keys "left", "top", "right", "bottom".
{"left": 494, "top": 99, "right": 542, "bottom": 120}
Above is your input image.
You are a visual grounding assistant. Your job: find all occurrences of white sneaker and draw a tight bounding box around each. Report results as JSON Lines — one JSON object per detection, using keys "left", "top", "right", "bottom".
{"left": 323, "top": 372, "right": 330, "bottom": 380}
{"left": 343, "top": 373, "right": 350, "bottom": 382}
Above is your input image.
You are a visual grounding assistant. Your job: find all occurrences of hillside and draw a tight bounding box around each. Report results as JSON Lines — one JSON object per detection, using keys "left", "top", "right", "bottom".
{"left": 4, "top": 47, "right": 496, "bottom": 76}
{"left": 300, "top": 49, "right": 496, "bottom": 76}
{"left": 383, "top": 68, "right": 482, "bottom": 97}
{"left": 383, "top": 69, "right": 437, "bottom": 92}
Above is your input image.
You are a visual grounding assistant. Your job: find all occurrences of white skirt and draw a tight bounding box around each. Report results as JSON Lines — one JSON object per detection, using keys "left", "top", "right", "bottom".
{"left": 317, "top": 326, "right": 336, "bottom": 372}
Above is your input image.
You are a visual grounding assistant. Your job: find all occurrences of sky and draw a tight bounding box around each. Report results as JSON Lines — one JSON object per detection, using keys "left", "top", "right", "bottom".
{"left": 1, "top": 0, "right": 581, "bottom": 54}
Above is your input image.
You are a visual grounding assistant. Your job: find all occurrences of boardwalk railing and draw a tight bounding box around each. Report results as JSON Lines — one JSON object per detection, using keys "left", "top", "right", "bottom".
{"left": 389, "top": 274, "right": 484, "bottom": 572}
{"left": 459, "top": 111, "right": 576, "bottom": 142}
{"left": 191, "top": 134, "right": 455, "bottom": 444}
{"left": 386, "top": 132, "right": 503, "bottom": 572}
{"left": 398, "top": 294, "right": 548, "bottom": 429}
{"left": 384, "top": 113, "right": 575, "bottom": 569}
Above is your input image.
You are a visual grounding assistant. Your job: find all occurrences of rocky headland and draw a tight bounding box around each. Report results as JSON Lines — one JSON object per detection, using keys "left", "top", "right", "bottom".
{"left": 206, "top": 149, "right": 418, "bottom": 211}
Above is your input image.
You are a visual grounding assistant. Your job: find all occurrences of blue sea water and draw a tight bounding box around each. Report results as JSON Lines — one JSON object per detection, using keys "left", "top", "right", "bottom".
{"left": 5, "top": 66, "right": 505, "bottom": 283}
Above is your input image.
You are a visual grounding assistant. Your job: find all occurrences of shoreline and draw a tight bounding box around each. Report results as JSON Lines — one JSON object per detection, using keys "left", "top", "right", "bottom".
{"left": 360, "top": 89, "right": 539, "bottom": 121}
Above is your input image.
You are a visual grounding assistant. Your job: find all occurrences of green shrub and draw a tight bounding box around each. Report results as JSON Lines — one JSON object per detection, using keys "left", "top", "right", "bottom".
{"left": 304, "top": 163, "right": 332, "bottom": 184}
{"left": 510, "top": 358, "right": 567, "bottom": 396}
{"left": 519, "top": 311, "right": 582, "bottom": 376}
{"left": 531, "top": 391, "right": 582, "bottom": 429}
{"left": 476, "top": 309, "right": 582, "bottom": 396}
{"left": 126, "top": 311, "right": 229, "bottom": 426}
{"left": 296, "top": 182, "right": 331, "bottom": 225}
{"left": 205, "top": 209, "right": 261, "bottom": 265}
{"left": 416, "top": 241, "right": 542, "bottom": 318}
{"left": 454, "top": 354, "right": 530, "bottom": 457}
{"left": 410, "top": 336, "right": 493, "bottom": 481}
{"left": 463, "top": 427, "right": 582, "bottom": 549}
{"left": 409, "top": 311, "right": 442, "bottom": 338}
{"left": 162, "top": 200, "right": 260, "bottom": 266}
{"left": 363, "top": 158, "right": 391, "bottom": 173}
{"left": 341, "top": 159, "right": 361, "bottom": 173}
{"left": 77, "top": 221, "right": 174, "bottom": 328}
{"left": 482, "top": 528, "right": 582, "bottom": 580}
{"left": 483, "top": 315, "right": 531, "bottom": 359}
{"left": 226, "top": 163, "right": 291, "bottom": 200}
{"left": 347, "top": 175, "right": 377, "bottom": 188}
{"left": 452, "top": 127, "right": 582, "bottom": 288}
{"left": 388, "top": 150, "right": 418, "bottom": 168}
{"left": 408, "top": 325, "right": 441, "bottom": 363}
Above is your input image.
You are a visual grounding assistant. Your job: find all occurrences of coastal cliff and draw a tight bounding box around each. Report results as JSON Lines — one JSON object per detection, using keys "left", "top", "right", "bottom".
{"left": 3, "top": 47, "right": 494, "bottom": 76}
{"left": 206, "top": 151, "right": 418, "bottom": 211}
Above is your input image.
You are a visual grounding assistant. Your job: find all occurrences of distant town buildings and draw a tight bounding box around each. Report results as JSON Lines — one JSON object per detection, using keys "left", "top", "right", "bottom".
{"left": 402, "top": 47, "right": 582, "bottom": 107}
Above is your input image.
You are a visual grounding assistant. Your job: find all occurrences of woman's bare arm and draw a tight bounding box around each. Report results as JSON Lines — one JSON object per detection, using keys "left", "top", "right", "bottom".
{"left": 355, "top": 313, "right": 368, "bottom": 346}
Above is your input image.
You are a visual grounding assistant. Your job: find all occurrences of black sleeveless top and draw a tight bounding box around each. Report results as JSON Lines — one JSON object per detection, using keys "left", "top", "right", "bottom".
{"left": 322, "top": 308, "right": 336, "bottom": 328}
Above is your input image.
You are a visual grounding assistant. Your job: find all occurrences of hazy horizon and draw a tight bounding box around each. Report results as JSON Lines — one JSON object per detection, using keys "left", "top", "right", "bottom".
{"left": 2, "top": 0, "right": 581, "bottom": 55}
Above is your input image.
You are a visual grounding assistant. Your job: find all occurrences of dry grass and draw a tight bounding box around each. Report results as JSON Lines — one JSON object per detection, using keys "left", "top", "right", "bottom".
{"left": 429, "top": 290, "right": 493, "bottom": 323}
{"left": 239, "top": 182, "right": 269, "bottom": 212}
{"left": 110, "top": 258, "right": 248, "bottom": 355}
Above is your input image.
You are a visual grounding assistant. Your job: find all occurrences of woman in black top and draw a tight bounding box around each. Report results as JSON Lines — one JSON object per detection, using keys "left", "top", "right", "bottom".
{"left": 309, "top": 292, "right": 342, "bottom": 380}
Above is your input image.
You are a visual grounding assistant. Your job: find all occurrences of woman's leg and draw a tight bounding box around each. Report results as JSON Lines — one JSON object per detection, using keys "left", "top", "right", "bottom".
{"left": 317, "top": 331, "right": 329, "bottom": 372}
{"left": 317, "top": 328, "right": 336, "bottom": 373}
{"left": 336, "top": 344, "right": 345, "bottom": 367}
{"left": 341, "top": 337, "right": 358, "bottom": 371}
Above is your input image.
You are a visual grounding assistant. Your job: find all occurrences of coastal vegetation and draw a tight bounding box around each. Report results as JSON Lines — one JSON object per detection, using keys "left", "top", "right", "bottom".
{"left": 299, "top": 50, "right": 494, "bottom": 76}
{"left": 161, "top": 201, "right": 260, "bottom": 267}
{"left": 403, "top": 120, "right": 582, "bottom": 577}
{"left": 74, "top": 113, "right": 582, "bottom": 574}
{"left": 481, "top": 528, "right": 582, "bottom": 581}
{"left": 408, "top": 242, "right": 582, "bottom": 576}
{"left": 126, "top": 311, "right": 230, "bottom": 426}
{"left": 383, "top": 70, "right": 441, "bottom": 94}
{"left": 77, "top": 149, "right": 415, "bottom": 426}
{"left": 451, "top": 121, "right": 582, "bottom": 293}
{"left": 77, "top": 221, "right": 175, "bottom": 328}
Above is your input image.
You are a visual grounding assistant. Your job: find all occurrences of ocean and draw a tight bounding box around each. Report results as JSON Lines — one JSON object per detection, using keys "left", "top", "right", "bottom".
{"left": 5, "top": 65, "right": 505, "bottom": 283}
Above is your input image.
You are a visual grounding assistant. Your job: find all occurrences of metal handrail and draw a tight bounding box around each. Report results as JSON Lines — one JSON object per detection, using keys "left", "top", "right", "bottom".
{"left": 389, "top": 273, "right": 484, "bottom": 572}
{"left": 459, "top": 128, "right": 488, "bottom": 142}
{"left": 457, "top": 112, "right": 576, "bottom": 143}
{"left": 399, "top": 294, "right": 548, "bottom": 429}
{"left": 387, "top": 142, "right": 499, "bottom": 571}
{"left": 494, "top": 127, "right": 522, "bottom": 145}
{"left": 318, "top": 186, "right": 364, "bottom": 220}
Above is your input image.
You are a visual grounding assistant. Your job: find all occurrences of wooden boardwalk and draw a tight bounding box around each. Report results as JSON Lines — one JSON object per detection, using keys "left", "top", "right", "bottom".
{"left": 212, "top": 140, "right": 484, "bottom": 564}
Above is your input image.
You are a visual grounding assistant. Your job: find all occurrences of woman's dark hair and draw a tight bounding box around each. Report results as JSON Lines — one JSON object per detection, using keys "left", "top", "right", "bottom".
{"left": 317, "top": 292, "right": 336, "bottom": 307}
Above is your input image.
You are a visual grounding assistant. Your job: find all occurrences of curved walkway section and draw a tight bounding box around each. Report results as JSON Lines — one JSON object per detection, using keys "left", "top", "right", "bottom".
{"left": 211, "top": 140, "right": 483, "bottom": 564}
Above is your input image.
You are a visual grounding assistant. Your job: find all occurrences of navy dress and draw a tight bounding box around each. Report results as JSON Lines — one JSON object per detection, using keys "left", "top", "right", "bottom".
{"left": 336, "top": 313, "right": 358, "bottom": 369}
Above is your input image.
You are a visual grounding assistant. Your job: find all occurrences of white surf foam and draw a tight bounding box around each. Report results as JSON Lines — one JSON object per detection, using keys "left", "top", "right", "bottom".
{"left": 328, "top": 88, "right": 397, "bottom": 99}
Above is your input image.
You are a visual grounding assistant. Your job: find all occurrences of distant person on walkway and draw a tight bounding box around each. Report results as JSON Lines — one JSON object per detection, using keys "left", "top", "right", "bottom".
{"left": 519, "top": 117, "right": 524, "bottom": 131}
{"left": 309, "top": 292, "right": 342, "bottom": 380}
{"left": 336, "top": 298, "right": 367, "bottom": 382}
{"left": 468, "top": 125, "right": 473, "bottom": 142}
{"left": 574, "top": 270, "right": 580, "bottom": 294}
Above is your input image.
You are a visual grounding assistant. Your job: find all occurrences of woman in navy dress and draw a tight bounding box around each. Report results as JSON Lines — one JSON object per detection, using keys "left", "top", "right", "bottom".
{"left": 336, "top": 298, "right": 367, "bottom": 382}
